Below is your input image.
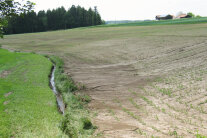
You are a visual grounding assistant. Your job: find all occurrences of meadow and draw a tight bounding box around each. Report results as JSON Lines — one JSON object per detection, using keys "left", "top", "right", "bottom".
{"left": 1, "top": 21, "right": 207, "bottom": 137}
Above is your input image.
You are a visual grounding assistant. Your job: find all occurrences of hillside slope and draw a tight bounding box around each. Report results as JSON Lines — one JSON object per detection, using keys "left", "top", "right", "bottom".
{"left": 1, "top": 23, "right": 207, "bottom": 137}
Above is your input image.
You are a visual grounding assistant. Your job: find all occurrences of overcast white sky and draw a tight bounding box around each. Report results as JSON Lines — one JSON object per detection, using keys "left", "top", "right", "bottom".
{"left": 32, "top": 0, "right": 207, "bottom": 21}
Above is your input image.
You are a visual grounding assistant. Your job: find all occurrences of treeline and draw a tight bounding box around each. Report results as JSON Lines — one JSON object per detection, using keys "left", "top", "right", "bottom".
{"left": 4, "top": 5, "right": 104, "bottom": 34}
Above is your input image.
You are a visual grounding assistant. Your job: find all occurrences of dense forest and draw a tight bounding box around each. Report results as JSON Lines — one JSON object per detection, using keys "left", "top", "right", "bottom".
{"left": 4, "top": 5, "right": 104, "bottom": 34}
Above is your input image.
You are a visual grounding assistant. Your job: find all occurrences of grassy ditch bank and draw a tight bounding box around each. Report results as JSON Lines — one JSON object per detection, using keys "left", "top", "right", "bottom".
{"left": 0, "top": 48, "right": 63, "bottom": 137}
{"left": 0, "top": 48, "right": 95, "bottom": 137}
{"left": 48, "top": 56, "right": 96, "bottom": 138}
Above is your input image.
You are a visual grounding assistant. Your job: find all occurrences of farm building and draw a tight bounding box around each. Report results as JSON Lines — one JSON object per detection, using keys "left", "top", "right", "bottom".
{"left": 156, "top": 14, "right": 175, "bottom": 20}
{"left": 176, "top": 14, "right": 191, "bottom": 19}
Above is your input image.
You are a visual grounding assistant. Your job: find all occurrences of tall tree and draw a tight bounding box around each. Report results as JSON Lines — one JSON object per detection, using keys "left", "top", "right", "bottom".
{"left": 0, "top": 0, "right": 35, "bottom": 37}
{"left": 69, "top": 5, "right": 77, "bottom": 28}
{"left": 93, "top": 6, "right": 98, "bottom": 25}
{"left": 56, "top": 7, "right": 66, "bottom": 29}
{"left": 187, "top": 12, "right": 195, "bottom": 18}
{"left": 37, "top": 10, "right": 47, "bottom": 32}
{"left": 4, "top": 5, "right": 105, "bottom": 34}
{"left": 88, "top": 8, "right": 94, "bottom": 26}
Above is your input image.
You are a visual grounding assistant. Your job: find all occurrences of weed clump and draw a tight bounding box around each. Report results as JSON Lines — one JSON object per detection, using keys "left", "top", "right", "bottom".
{"left": 157, "top": 87, "right": 172, "bottom": 97}
{"left": 77, "top": 94, "right": 92, "bottom": 103}
{"left": 60, "top": 112, "right": 95, "bottom": 137}
{"left": 60, "top": 114, "right": 78, "bottom": 138}
{"left": 81, "top": 117, "right": 93, "bottom": 129}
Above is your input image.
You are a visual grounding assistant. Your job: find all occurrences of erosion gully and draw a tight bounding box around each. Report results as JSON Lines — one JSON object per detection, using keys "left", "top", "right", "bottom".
{"left": 50, "top": 66, "right": 65, "bottom": 114}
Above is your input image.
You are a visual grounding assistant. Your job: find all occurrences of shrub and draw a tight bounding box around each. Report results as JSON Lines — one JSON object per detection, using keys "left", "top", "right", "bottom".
{"left": 81, "top": 117, "right": 92, "bottom": 129}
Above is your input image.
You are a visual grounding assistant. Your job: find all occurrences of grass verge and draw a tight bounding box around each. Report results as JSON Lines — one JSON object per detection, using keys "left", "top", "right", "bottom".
{"left": 48, "top": 55, "right": 96, "bottom": 138}
{"left": 0, "top": 48, "right": 64, "bottom": 137}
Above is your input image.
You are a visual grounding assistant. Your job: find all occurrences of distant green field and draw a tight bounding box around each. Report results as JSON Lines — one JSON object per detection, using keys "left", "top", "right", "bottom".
{"left": 0, "top": 49, "right": 63, "bottom": 137}
{"left": 98, "top": 17, "right": 207, "bottom": 27}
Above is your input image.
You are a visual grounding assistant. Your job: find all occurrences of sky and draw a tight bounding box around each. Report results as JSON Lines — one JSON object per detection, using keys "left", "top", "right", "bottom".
{"left": 31, "top": 0, "right": 207, "bottom": 21}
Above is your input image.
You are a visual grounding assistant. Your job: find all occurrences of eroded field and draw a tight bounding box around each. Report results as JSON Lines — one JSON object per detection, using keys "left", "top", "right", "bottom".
{"left": 1, "top": 24, "right": 207, "bottom": 137}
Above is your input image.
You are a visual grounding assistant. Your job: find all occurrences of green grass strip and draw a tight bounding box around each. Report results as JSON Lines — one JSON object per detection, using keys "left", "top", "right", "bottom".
{"left": 0, "top": 49, "right": 64, "bottom": 137}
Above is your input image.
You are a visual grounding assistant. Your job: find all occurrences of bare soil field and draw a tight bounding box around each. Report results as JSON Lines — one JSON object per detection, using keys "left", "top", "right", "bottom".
{"left": 1, "top": 24, "right": 207, "bottom": 137}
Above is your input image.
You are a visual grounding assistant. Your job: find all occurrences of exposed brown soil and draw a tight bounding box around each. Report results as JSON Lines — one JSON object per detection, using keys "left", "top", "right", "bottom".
{"left": 4, "top": 92, "right": 13, "bottom": 97}
{"left": 63, "top": 37, "right": 207, "bottom": 137}
{"left": 3, "top": 101, "right": 10, "bottom": 105}
{"left": 0, "top": 70, "right": 11, "bottom": 78}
